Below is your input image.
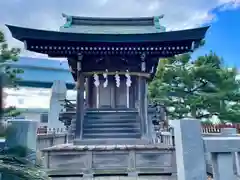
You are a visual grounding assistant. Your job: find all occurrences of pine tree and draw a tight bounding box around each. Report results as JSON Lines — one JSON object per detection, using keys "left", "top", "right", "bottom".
{"left": 0, "top": 30, "right": 23, "bottom": 118}
{"left": 0, "top": 30, "right": 50, "bottom": 179}
{"left": 148, "top": 52, "right": 240, "bottom": 123}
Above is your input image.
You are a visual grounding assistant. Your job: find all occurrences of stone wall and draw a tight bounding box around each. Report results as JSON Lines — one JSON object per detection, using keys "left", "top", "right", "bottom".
{"left": 0, "top": 133, "right": 67, "bottom": 151}
{"left": 37, "top": 133, "right": 67, "bottom": 150}
{"left": 43, "top": 144, "right": 176, "bottom": 178}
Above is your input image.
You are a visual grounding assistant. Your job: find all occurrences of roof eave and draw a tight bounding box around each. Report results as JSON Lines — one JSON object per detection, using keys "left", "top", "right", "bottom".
{"left": 6, "top": 24, "right": 210, "bottom": 43}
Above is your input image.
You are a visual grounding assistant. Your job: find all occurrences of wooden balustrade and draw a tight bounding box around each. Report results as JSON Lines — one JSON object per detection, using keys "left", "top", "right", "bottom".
{"left": 37, "top": 127, "right": 67, "bottom": 134}
{"left": 37, "top": 123, "right": 240, "bottom": 137}
{"left": 201, "top": 123, "right": 240, "bottom": 134}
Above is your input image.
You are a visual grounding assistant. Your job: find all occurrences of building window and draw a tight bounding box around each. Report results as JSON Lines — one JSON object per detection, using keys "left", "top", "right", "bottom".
{"left": 18, "top": 98, "right": 24, "bottom": 105}
{"left": 15, "top": 116, "right": 25, "bottom": 119}
{"left": 40, "top": 113, "right": 48, "bottom": 123}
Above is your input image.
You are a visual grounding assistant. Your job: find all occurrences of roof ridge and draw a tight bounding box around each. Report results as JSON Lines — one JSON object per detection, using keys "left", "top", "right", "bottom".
{"left": 62, "top": 13, "right": 164, "bottom": 27}
{"left": 62, "top": 13, "right": 164, "bottom": 21}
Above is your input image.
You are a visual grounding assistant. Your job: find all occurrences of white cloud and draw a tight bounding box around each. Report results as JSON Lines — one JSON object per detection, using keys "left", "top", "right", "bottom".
{"left": 1, "top": 0, "right": 239, "bottom": 110}
{"left": 0, "top": 0, "right": 239, "bottom": 57}
{"left": 4, "top": 87, "right": 77, "bottom": 109}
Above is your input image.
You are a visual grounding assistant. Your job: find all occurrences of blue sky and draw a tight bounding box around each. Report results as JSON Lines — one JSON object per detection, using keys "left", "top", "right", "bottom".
{"left": 0, "top": 0, "right": 239, "bottom": 109}
{"left": 194, "top": 7, "right": 240, "bottom": 67}
{"left": 0, "top": 0, "right": 239, "bottom": 65}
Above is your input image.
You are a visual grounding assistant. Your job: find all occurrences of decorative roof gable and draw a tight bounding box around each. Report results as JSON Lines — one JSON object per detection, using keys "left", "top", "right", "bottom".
{"left": 60, "top": 14, "right": 166, "bottom": 34}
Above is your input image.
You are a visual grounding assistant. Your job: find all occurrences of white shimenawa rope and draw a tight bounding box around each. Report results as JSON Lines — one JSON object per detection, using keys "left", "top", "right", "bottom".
{"left": 103, "top": 69, "right": 108, "bottom": 88}
{"left": 125, "top": 70, "right": 132, "bottom": 87}
{"left": 93, "top": 73, "right": 100, "bottom": 87}
{"left": 115, "top": 72, "right": 120, "bottom": 87}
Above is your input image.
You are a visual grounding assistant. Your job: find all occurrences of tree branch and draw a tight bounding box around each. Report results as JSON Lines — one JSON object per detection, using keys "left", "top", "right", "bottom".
{"left": 187, "top": 79, "right": 208, "bottom": 94}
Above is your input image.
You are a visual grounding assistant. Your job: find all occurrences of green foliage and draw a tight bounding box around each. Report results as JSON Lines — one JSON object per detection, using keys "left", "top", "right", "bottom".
{"left": 149, "top": 51, "right": 240, "bottom": 123}
{"left": 0, "top": 146, "right": 51, "bottom": 180}
{"left": 0, "top": 30, "right": 23, "bottom": 120}
{"left": 0, "top": 31, "right": 23, "bottom": 84}
{"left": 0, "top": 31, "right": 49, "bottom": 179}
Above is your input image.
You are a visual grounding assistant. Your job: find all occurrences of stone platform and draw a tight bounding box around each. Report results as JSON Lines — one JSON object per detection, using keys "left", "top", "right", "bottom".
{"left": 42, "top": 144, "right": 176, "bottom": 178}
{"left": 51, "top": 176, "right": 177, "bottom": 180}
{"left": 73, "top": 138, "right": 151, "bottom": 145}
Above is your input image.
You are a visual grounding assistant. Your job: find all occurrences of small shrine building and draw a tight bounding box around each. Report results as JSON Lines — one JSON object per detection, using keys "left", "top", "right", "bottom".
{"left": 7, "top": 14, "right": 208, "bottom": 144}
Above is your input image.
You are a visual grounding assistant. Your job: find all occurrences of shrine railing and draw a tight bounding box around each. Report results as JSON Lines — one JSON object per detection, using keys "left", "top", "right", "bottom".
{"left": 201, "top": 123, "right": 240, "bottom": 134}
{"left": 153, "top": 123, "right": 240, "bottom": 147}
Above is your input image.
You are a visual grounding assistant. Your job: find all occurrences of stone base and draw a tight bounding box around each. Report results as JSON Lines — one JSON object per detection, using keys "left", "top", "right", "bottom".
{"left": 51, "top": 175, "right": 177, "bottom": 180}
{"left": 42, "top": 144, "right": 176, "bottom": 178}
{"left": 73, "top": 138, "right": 151, "bottom": 145}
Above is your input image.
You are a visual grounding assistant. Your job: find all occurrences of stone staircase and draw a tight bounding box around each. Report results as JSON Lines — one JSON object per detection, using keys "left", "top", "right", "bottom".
{"left": 83, "top": 109, "right": 141, "bottom": 139}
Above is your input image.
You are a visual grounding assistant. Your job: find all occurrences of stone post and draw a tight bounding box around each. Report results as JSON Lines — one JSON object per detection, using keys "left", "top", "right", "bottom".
{"left": 48, "top": 80, "right": 67, "bottom": 131}
{"left": 5, "top": 119, "right": 38, "bottom": 158}
{"left": 221, "top": 127, "right": 240, "bottom": 176}
{"left": 172, "top": 119, "right": 207, "bottom": 180}
{"left": 2, "top": 119, "right": 38, "bottom": 180}
{"left": 204, "top": 135, "right": 238, "bottom": 180}
{"left": 211, "top": 152, "right": 235, "bottom": 180}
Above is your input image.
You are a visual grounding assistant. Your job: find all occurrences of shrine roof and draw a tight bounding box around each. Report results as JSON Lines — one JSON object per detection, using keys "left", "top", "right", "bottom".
{"left": 6, "top": 24, "right": 209, "bottom": 57}
{"left": 60, "top": 14, "right": 166, "bottom": 34}
{"left": 7, "top": 24, "right": 208, "bottom": 43}
{"left": 6, "top": 16, "right": 209, "bottom": 82}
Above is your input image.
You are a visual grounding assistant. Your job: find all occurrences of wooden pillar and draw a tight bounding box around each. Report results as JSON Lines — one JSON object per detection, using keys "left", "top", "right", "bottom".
{"left": 111, "top": 77, "right": 116, "bottom": 108}
{"left": 126, "top": 72, "right": 131, "bottom": 108}
{"left": 139, "top": 77, "right": 148, "bottom": 138}
{"left": 139, "top": 53, "right": 148, "bottom": 139}
{"left": 138, "top": 76, "right": 143, "bottom": 135}
{"left": 75, "top": 55, "right": 85, "bottom": 140}
{"left": 96, "top": 86, "right": 100, "bottom": 108}
{"left": 144, "top": 79, "right": 149, "bottom": 136}
{"left": 126, "top": 86, "right": 130, "bottom": 108}
{"left": 85, "top": 76, "right": 89, "bottom": 108}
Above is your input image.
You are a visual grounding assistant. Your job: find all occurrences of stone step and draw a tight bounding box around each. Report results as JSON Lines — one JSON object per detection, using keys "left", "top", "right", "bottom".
{"left": 83, "top": 123, "right": 139, "bottom": 129}
{"left": 73, "top": 121, "right": 140, "bottom": 130}
{"left": 83, "top": 132, "right": 141, "bottom": 139}
{"left": 86, "top": 108, "right": 138, "bottom": 112}
{"left": 63, "top": 113, "right": 138, "bottom": 118}
{"left": 85, "top": 112, "right": 138, "bottom": 116}
{"left": 84, "top": 118, "right": 138, "bottom": 124}
{"left": 83, "top": 127, "right": 140, "bottom": 134}
{"left": 85, "top": 114, "right": 138, "bottom": 119}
